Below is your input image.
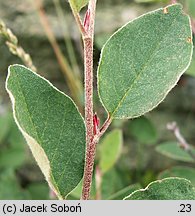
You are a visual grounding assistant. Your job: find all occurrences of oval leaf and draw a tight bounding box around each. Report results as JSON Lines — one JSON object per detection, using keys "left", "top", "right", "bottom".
{"left": 156, "top": 141, "right": 195, "bottom": 162}
{"left": 69, "top": 0, "right": 89, "bottom": 12}
{"left": 99, "top": 129, "right": 123, "bottom": 174}
{"left": 124, "top": 177, "right": 195, "bottom": 200}
{"left": 98, "top": 4, "right": 193, "bottom": 119}
{"left": 6, "top": 65, "right": 86, "bottom": 199}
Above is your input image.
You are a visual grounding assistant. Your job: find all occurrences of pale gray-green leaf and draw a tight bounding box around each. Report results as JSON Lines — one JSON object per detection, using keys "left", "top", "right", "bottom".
{"left": 156, "top": 141, "right": 195, "bottom": 162}
{"left": 124, "top": 177, "right": 195, "bottom": 200}
{"left": 99, "top": 129, "right": 123, "bottom": 174}
{"left": 6, "top": 65, "right": 86, "bottom": 199}
{"left": 98, "top": 4, "right": 193, "bottom": 119}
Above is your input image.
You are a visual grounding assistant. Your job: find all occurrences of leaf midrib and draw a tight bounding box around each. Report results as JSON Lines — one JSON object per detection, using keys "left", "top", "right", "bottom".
{"left": 110, "top": 11, "right": 181, "bottom": 118}
{"left": 12, "top": 69, "right": 68, "bottom": 197}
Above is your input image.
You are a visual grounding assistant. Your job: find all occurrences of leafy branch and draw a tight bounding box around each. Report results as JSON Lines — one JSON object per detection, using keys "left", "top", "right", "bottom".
{"left": 5, "top": 2, "right": 194, "bottom": 200}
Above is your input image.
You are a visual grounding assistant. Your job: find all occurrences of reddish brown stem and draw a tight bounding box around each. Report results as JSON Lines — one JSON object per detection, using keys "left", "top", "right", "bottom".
{"left": 81, "top": 37, "right": 94, "bottom": 200}
{"left": 70, "top": 0, "right": 111, "bottom": 200}
{"left": 81, "top": 0, "right": 97, "bottom": 200}
{"left": 81, "top": 116, "right": 111, "bottom": 200}
{"left": 84, "top": 37, "right": 94, "bottom": 143}
{"left": 99, "top": 116, "right": 112, "bottom": 137}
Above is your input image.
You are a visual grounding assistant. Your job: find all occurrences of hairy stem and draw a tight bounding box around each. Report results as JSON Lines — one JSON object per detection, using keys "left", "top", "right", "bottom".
{"left": 81, "top": 36, "right": 94, "bottom": 200}
{"left": 69, "top": 0, "right": 111, "bottom": 199}
{"left": 99, "top": 116, "right": 112, "bottom": 137}
{"left": 81, "top": 0, "right": 97, "bottom": 200}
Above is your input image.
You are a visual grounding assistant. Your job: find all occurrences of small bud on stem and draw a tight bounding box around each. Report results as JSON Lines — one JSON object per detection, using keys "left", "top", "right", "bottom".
{"left": 84, "top": 9, "right": 91, "bottom": 32}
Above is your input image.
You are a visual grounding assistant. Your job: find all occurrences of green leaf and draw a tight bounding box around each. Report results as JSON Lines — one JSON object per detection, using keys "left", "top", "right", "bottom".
{"left": 67, "top": 177, "right": 96, "bottom": 200}
{"left": 159, "top": 166, "right": 195, "bottom": 186}
{"left": 99, "top": 130, "right": 123, "bottom": 174}
{"left": 0, "top": 169, "right": 30, "bottom": 199}
{"left": 98, "top": 4, "right": 193, "bottom": 119}
{"left": 69, "top": 0, "right": 89, "bottom": 12}
{"left": 129, "top": 116, "right": 158, "bottom": 145}
{"left": 187, "top": 0, "right": 195, "bottom": 18}
{"left": 107, "top": 183, "right": 141, "bottom": 200}
{"left": 101, "top": 168, "right": 125, "bottom": 199}
{"left": 27, "top": 183, "right": 50, "bottom": 200}
{"left": 124, "top": 177, "right": 195, "bottom": 200}
{"left": 156, "top": 141, "right": 195, "bottom": 162}
{"left": 0, "top": 113, "right": 11, "bottom": 143}
{"left": 7, "top": 119, "right": 26, "bottom": 150}
{"left": 6, "top": 65, "right": 86, "bottom": 199}
{"left": 0, "top": 149, "right": 26, "bottom": 169}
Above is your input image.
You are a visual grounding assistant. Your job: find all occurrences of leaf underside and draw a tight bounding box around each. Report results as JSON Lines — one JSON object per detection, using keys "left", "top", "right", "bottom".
{"left": 98, "top": 4, "right": 193, "bottom": 119}
{"left": 6, "top": 65, "right": 86, "bottom": 199}
{"left": 124, "top": 177, "right": 195, "bottom": 200}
